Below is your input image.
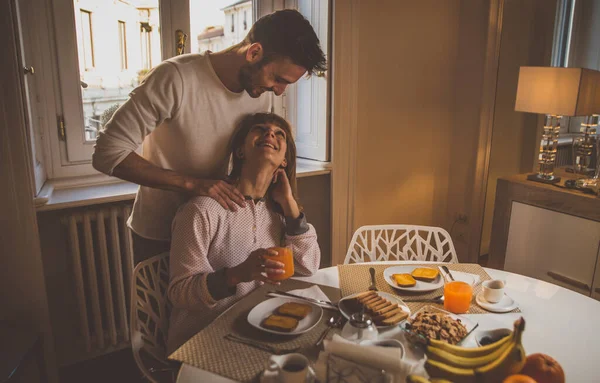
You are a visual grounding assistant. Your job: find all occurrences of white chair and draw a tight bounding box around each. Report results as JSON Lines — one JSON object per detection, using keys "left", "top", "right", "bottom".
{"left": 343, "top": 225, "right": 458, "bottom": 264}
{"left": 130, "top": 252, "right": 177, "bottom": 383}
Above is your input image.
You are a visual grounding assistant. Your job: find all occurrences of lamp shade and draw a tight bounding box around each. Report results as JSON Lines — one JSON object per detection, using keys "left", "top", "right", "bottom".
{"left": 515, "top": 67, "right": 600, "bottom": 116}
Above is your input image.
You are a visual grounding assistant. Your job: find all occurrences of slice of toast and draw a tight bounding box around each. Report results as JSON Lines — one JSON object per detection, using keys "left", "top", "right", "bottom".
{"left": 365, "top": 297, "right": 386, "bottom": 311}
{"left": 261, "top": 314, "right": 299, "bottom": 332}
{"left": 358, "top": 293, "right": 379, "bottom": 304}
{"left": 275, "top": 302, "right": 313, "bottom": 320}
{"left": 393, "top": 273, "right": 417, "bottom": 287}
{"left": 411, "top": 267, "right": 439, "bottom": 282}
{"left": 373, "top": 306, "right": 404, "bottom": 321}
{"left": 354, "top": 291, "right": 377, "bottom": 301}
{"left": 361, "top": 295, "right": 383, "bottom": 306}
{"left": 381, "top": 311, "right": 409, "bottom": 326}
{"left": 369, "top": 299, "right": 391, "bottom": 313}
{"left": 373, "top": 303, "right": 399, "bottom": 316}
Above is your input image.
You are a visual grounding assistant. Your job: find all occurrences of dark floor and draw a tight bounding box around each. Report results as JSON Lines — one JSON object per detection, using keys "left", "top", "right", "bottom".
{"left": 60, "top": 349, "right": 145, "bottom": 383}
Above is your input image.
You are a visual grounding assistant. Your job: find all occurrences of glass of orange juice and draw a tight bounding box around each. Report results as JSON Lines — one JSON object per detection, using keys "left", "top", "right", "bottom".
{"left": 264, "top": 246, "right": 294, "bottom": 281}
{"left": 443, "top": 281, "right": 473, "bottom": 314}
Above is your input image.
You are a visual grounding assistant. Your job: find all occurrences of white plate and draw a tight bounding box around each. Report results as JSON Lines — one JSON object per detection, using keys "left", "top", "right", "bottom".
{"left": 247, "top": 297, "right": 323, "bottom": 336}
{"left": 338, "top": 291, "right": 411, "bottom": 328}
{"left": 383, "top": 266, "right": 445, "bottom": 292}
{"left": 475, "top": 292, "right": 518, "bottom": 313}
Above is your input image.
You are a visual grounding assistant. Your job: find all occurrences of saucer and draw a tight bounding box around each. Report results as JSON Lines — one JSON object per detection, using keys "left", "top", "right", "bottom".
{"left": 475, "top": 292, "right": 517, "bottom": 313}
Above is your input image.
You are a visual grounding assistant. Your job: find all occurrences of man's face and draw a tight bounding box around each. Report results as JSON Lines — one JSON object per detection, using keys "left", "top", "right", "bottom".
{"left": 239, "top": 56, "right": 307, "bottom": 98}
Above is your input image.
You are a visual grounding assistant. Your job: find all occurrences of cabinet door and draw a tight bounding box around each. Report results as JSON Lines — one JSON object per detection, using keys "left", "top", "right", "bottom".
{"left": 504, "top": 202, "right": 600, "bottom": 296}
{"left": 592, "top": 242, "right": 600, "bottom": 301}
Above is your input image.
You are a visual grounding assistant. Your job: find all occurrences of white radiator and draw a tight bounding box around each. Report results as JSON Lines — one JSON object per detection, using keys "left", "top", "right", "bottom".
{"left": 63, "top": 204, "right": 134, "bottom": 354}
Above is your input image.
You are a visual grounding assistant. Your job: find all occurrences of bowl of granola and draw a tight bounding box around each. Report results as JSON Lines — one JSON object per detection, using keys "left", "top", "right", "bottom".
{"left": 400, "top": 305, "right": 477, "bottom": 346}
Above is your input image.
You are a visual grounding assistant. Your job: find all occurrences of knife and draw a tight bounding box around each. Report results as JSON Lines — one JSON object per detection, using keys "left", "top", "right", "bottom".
{"left": 442, "top": 265, "right": 456, "bottom": 281}
{"left": 267, "top": 290, "right": 339, "bottom": 310}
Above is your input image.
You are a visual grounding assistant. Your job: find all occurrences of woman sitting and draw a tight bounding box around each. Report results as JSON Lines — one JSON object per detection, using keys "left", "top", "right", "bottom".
{"left": 167, "top": 113, "right": 320, "bottom": 353}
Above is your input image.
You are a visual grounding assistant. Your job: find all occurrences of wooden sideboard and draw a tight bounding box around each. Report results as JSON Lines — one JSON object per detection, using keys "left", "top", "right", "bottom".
{"left": 489, "top": 173, "right": 600, "bottom": 298}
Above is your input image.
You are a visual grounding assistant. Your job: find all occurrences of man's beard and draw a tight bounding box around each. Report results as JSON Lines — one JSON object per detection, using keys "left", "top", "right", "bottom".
{"left": 239, "top": 60, "right": 266, "bottom": 98}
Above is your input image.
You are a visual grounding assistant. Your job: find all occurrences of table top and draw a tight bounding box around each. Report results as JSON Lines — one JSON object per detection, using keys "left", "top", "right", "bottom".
{"left": 177, "top": 262, "right": 600, "bottom": 382}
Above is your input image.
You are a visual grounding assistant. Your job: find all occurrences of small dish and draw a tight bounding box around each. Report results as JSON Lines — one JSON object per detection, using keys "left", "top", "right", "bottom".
{"left": 400, "top": 305, "right": 478, "bottom": 346}
{"left": 474, "top": 328, "right": 512, "bottom": 347}
{"left": 475, "top": 292, "right": 518, "bottom": 313}
{"left": 383, "top": 266, "right": 445, "bottom": 292}
{"left": 247, "top": 297, "right": 323, "bottom": 336}
{"left": 338, "top": 291, "right": 411, "bottom": 329}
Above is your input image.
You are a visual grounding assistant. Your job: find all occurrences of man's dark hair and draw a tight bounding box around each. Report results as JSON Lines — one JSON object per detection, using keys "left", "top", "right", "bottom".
{"left": 244, "top": 9, "right": 327, "bottom": 75}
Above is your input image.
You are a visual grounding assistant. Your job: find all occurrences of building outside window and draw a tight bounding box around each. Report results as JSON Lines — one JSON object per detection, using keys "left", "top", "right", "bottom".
{"left": 79, "top": 10, "right": 94, "bottom": 70}
{"left": 118, "top": 21, "right": 128, "bottom": 70}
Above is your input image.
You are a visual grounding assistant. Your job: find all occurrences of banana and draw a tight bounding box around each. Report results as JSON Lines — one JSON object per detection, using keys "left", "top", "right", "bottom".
{"left": 425, "top": 359, "right": 477, "bottom": 383}
{"left": 431, "top": 380, "right": 454, "bottom": 383}
{"left": 428, "top": 333, "right": 512, "bottom": 358}
{"left": 426, "top": 336, "right": 514, "bottom": 369}
{"left": 406, "top": 375, "right": 432, "bottom": 383}
{"left": 474, "top": 318, "right": 527, "bottom": 382}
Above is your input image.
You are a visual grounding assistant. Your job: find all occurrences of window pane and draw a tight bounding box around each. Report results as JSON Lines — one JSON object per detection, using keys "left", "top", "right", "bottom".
{"left": 72, "top": 0, "right": 161, "bottom": 142}
{"left": 190, "top": 0, "right": 254, "bottom": 54}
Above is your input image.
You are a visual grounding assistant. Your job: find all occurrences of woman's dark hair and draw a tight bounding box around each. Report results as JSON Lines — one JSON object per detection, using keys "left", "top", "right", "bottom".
{"left": 228, "top": 113, "right": 299, "bottom": 214}
{"left": 244, "top": 9, "right": 327, "bottom": 75}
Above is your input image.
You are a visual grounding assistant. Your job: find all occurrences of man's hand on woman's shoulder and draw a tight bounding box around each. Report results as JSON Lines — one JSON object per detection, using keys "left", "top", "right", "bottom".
{"left": 183, "top": 178, "right": 246, "bottom": 212}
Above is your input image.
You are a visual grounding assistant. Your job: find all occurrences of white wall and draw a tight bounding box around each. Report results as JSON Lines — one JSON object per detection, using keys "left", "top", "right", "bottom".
{"left": 350, "top": 0, "right": 490, "bottom": 262}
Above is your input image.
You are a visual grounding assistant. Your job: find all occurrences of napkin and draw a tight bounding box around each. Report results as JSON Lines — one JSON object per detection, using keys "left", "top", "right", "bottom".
{"left": 269, "top": 285, "right": 336, "bottom": 310}
{"left": 447, "top": 270, "right": 481, "bottom": 286}
{"left": 288, "top": 285, "right": 331, "bottom": 302}
{"left": 314, "top": 334, "right": 427, "bottom": 383}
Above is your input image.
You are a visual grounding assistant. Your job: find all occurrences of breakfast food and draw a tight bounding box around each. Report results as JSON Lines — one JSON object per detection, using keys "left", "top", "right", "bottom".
{"left": 411, "top": 267, "right": 439, "bottom": 282}
{"left": 423, "top": 318, "right": 527, "bottom": 383}
{"left": 348, "top": 292, "right": 408, "bottom": 326}
{"left": 261, "top": 314, "right": 299, "bottom": 332}
{"left": 406, "top": 311, "right": 468, "bottom": 345}
{"left": 275, "top": 302, "right": 313, "bottom": 320}
{"left": 520, "top": 353, "right": 565, "bottom": 383}
{"left": 393, "top": 273, "right": 417, "bottom": 287}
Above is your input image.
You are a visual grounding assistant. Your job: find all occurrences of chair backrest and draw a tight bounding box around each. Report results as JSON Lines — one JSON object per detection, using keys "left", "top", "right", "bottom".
{"left": 344, "top": 225, "right": 458, "bottom": 264}
{"left": 130, "top": 252, "right": 171, "bottom": 382}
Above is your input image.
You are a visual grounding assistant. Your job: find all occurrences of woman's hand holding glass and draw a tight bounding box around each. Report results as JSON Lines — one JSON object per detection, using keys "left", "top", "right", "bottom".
{"left": 226, "top": 248, "right": 286, "bottom": 287}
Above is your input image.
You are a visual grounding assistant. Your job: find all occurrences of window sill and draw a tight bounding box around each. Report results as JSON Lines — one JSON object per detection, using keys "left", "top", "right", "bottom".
{"left": 36, "top": 159, "right": 331, "bottom": 212}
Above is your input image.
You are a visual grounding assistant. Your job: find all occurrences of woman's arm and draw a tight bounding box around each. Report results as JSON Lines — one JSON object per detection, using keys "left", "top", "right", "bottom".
{"left": 285, "top": 214, "right": 321, "bottom": 276}
{"left": 168, "top": 199, "right": 286, "bottom": 310}
{"left": 168, "top": 200, "right": 221, "bottom": 309}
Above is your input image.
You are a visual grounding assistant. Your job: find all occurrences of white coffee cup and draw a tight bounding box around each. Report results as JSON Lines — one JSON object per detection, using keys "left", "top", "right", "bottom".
{"left": 266, "top": 353, "right": 315, "bottom": 383}
{"left": 482, "top": 279, "right": 506, "bottom": 303}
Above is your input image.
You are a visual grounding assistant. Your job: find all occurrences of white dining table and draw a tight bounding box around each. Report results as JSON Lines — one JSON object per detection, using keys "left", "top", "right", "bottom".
{"left": 176, "top": 261, "right": 600, "bottom": 382}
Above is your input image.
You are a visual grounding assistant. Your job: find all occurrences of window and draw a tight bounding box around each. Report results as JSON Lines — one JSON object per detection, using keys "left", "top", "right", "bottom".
{"left": 118, "top": 21, "right": 128, "bottom": 70}
{"left": 79, "top": 10, "right": 94, "bottom": 70}
{"left": 24, "top": 0, "right": 328, "bottom": 182}
{"left": 140, "top": 22, "right": 153, "bottom": 69}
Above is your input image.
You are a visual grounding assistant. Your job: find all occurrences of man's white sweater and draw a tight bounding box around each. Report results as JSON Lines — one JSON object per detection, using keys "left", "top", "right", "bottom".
{"left": 93, "top": 53, "right": 271, "bottom": 240}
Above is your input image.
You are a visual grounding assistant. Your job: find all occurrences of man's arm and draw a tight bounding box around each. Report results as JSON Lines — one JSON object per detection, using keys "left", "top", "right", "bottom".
{"left": 92, "top": 61, "right": 244, "bottom": 210}
{"left": 113, "top": 152, "right": 245, "bottom": 210}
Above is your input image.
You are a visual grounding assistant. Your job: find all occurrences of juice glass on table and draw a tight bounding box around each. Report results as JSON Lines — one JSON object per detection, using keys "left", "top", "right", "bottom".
{"left": 264, "top": 246, "right": 294, "bottom": 281}
{"left": 443, "top": 281, "right": 473, "bottom": 314}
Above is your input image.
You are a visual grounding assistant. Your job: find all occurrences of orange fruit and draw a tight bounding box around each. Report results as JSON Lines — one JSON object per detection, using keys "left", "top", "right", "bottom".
{"left": 503, "top": 375, "right": 537, "bottom": 383}
{"left": 521, "top": 354, "right": 565, "bottom": 383}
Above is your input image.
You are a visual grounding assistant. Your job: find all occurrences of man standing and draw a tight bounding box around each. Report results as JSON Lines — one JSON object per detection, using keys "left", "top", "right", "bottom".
{"left": 92, "top": 10, "right": 326, "bottom": 263}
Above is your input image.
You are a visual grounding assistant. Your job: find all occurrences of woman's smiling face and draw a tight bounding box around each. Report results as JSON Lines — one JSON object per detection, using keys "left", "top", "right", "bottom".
{"left": 241, "top": 122, "right": 288, "bottom": 168}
